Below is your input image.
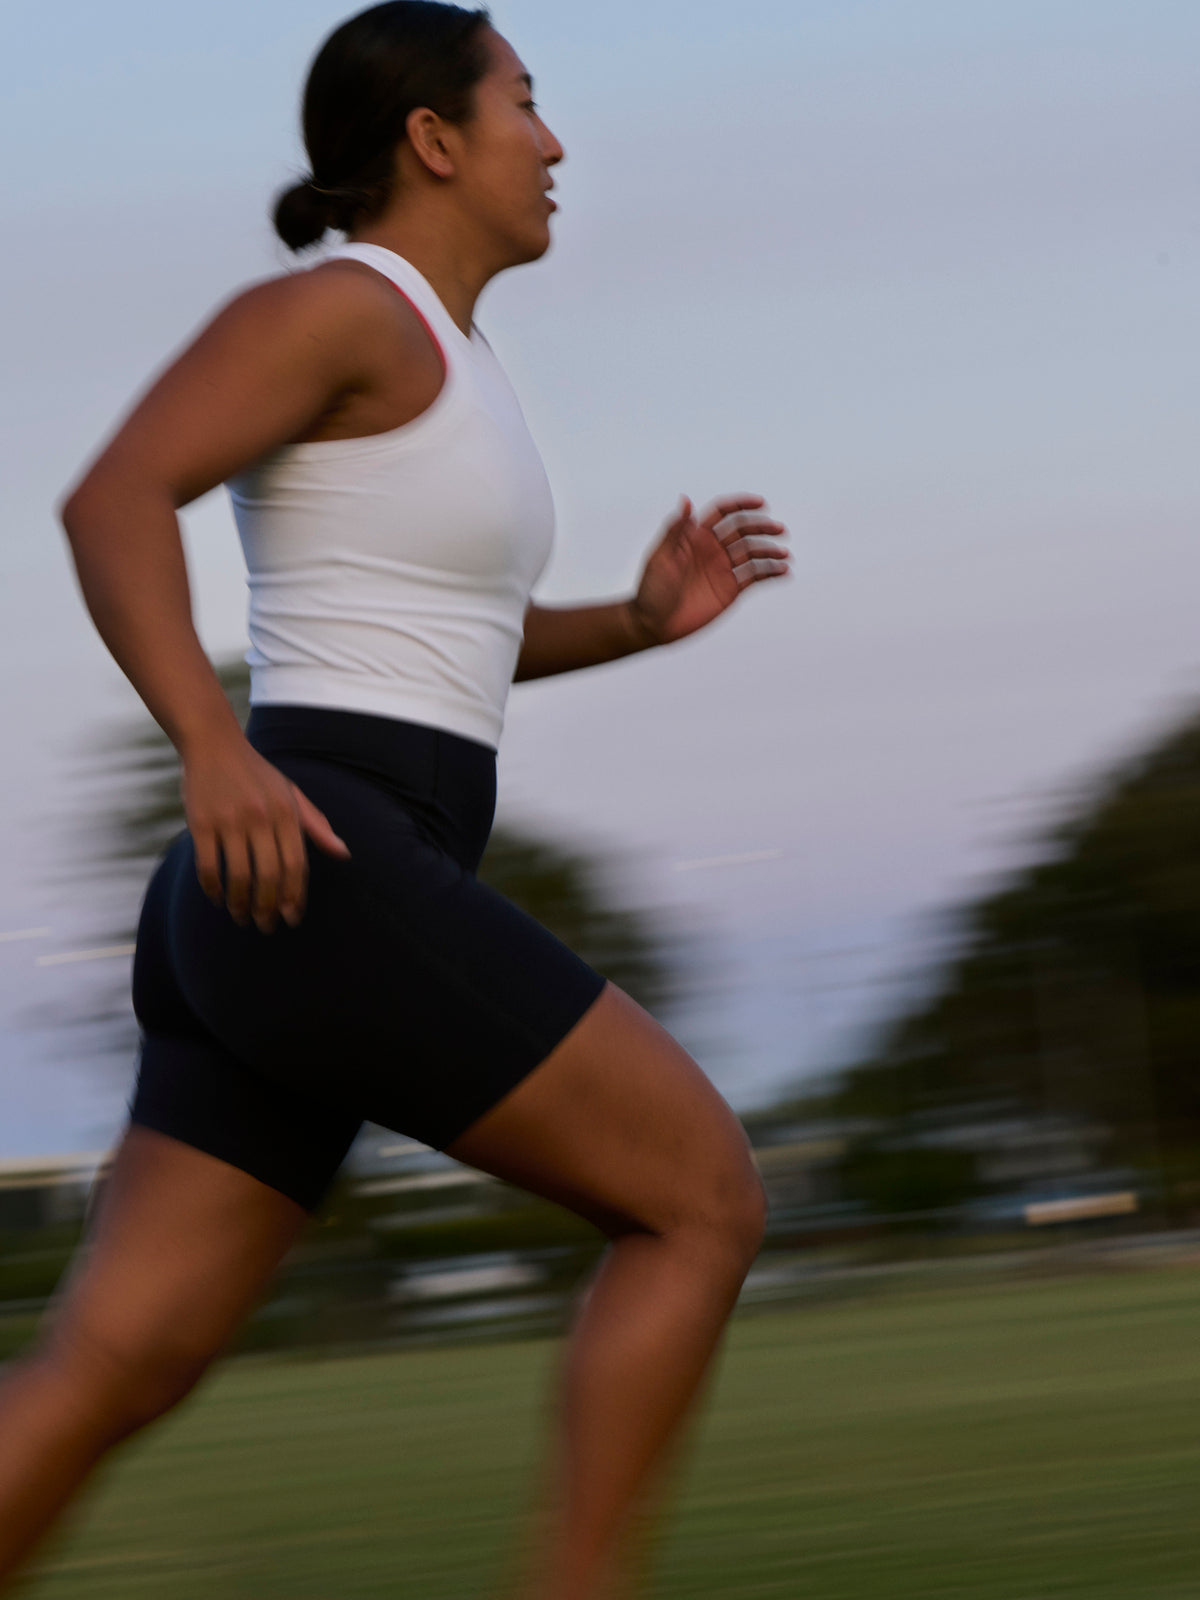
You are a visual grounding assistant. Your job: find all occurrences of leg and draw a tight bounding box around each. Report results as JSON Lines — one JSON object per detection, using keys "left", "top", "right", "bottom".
{"left": 0, "top": 1124, "right": 310, "bottom": 1590}
{"left": 444, "top": 980, "right": 767, "bottom": 1600}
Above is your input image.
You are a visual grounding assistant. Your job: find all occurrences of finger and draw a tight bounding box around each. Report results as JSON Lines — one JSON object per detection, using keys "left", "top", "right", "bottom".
{"left": 662, "top": 494, "right": 693, "bottom": 540}
{"left": 698, "top": 493, "right": 767, "bottom": 531}
{"left": 727, "top": 535, "right": 792, "bottom": 566}
{"left": 275, "top": 812, "right": 309, "bottom": 927}
{"left": 219, "top": 833, "right": 253, "bottom": 925}
{"left": 733, "top": 555, "right": 793, "bottom": 587}
{"left": 293, "top": 786, "right": 352, "bottom": 859}
{"left": 714, "top": 513, "right": 787, "bottom": 546}
{"left": 192, "top": 826, "right": 224, "bottom": 906}
{"left": 248, "top": 825, "right": 283, "bottom": 932}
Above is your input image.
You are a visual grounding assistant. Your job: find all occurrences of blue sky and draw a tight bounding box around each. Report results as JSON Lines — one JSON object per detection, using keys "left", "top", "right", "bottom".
{"left": 1, "top": 0, "right": 1197, "bottom": 1155}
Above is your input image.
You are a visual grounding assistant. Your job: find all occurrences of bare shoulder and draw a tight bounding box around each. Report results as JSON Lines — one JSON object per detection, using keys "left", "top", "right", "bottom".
{"left": 204, "top": 258, "right": 429, "bottom": 363}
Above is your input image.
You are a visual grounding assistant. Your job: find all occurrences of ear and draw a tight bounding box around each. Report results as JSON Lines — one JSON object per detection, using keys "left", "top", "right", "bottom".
{"left": 405, "top": 106, "right": 458, "bottom": 181}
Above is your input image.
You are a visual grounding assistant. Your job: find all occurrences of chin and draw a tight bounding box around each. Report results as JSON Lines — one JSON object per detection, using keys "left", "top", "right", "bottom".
{"left": 517, "top": 211, "right": 555, "bottom": 258}
{"left": 492, "top": 221, "right": 554, "bottom": 273}
{"left": 516, "top": 226, "right": 553, "bottom": 264}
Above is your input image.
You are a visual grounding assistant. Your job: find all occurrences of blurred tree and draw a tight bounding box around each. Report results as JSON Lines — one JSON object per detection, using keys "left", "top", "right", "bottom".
{"left": 766, "top": 706, "right": 1200, "bottom": 1220}
{"left": 37, "top": 655, "right": 691, "bottom": 1090}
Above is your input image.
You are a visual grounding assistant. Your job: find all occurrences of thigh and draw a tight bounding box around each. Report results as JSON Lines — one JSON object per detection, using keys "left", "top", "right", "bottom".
{"left": 131, "top": 827, "right": 365, "bottom": 1215}
{"left": 443, "top": 981, "right": 764, "bottom": 1240}
{"left": 44, "top": 1124, "right": 310, "bottom": 1380}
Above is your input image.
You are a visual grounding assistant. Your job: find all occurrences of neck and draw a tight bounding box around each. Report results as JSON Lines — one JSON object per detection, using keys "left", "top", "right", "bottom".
{"left": 348, "top": 210, "right": 498, "bottom": 338}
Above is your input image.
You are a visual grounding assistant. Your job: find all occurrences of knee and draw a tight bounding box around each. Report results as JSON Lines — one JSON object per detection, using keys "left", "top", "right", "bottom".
{"left": 39, "top": 1317, "right": 214, "bottom": 1439}
{"left": 726, "top": 1159, "right": 770, "bottom": 1266}
{"left": 685, "top": 1153, "right": 769, "bottom": 1276}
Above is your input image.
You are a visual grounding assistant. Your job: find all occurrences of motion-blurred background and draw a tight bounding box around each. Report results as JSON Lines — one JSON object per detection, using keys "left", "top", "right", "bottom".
{"left": 2, "top": 2, "right": 1199, "bottom": 1595}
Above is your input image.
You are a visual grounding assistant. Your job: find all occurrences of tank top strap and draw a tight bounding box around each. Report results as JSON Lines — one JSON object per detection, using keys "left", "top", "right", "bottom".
{"left": 318, "top": 241, "right": 476, "bottom": 364}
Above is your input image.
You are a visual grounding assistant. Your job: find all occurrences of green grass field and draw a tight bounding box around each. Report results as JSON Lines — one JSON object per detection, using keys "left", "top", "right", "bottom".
{"left": 22, "top": 1264, "right": 1200, "bottom": 1599}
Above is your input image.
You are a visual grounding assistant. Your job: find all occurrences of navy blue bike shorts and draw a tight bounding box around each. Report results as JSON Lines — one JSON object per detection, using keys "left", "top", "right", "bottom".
{"left": 126, "top": 703, "right": 609, "bottom": 1214}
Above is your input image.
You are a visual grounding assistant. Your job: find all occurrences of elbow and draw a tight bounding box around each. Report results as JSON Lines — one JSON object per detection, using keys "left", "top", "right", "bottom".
{"left": 58, "top": 490, "right": 85, "bottom": 543}
{"left": 58, "top": 472, "right": 105, "bottom": 544}
{"left": 59, "top": 463, "right": 163, "bottom": 545}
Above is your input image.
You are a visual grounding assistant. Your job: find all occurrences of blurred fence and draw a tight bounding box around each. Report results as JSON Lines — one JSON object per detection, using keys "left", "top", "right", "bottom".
{"left": 0, "top": 1107, "right": 1186, "bottom": 1366}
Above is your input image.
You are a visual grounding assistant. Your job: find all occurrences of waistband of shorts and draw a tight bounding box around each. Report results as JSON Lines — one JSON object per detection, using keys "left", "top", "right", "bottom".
{"left": 244, "top": 702, "right": 496, "bottom": 782}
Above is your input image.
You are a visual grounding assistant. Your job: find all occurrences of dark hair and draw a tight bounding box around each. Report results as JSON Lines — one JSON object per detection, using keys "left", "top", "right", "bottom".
{"left": 273, "top": 1, "right": 493, "bottom": 252}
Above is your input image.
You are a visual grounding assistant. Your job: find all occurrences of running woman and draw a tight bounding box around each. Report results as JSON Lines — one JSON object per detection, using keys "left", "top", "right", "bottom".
{"left": 0, "top": 5, "right": 791, "bottom": 1595}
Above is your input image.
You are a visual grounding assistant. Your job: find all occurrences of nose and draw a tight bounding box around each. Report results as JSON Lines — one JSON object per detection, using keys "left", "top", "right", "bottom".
{"left": 541, "top": 123, "right": 565, "bottom": 167}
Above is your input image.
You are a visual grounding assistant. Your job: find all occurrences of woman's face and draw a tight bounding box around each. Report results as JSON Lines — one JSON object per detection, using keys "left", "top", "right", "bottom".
{"left": 453, "top": 29, "right": 565, "bottom": 264}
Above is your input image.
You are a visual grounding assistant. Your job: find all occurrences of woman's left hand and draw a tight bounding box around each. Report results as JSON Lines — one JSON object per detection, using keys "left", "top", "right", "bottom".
{"left": 629, "top": 493, "right": 791, "bottom": 648}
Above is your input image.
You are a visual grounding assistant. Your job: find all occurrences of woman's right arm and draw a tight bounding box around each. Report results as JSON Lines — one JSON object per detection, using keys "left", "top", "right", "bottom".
{"left": 59, "top": 267, "right": 406, "bottom": 932}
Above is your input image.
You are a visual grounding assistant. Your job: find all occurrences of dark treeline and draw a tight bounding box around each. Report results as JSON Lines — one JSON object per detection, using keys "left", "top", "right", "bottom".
{"left": 763, "top": 704, "right": 1200, "bottom": 1223}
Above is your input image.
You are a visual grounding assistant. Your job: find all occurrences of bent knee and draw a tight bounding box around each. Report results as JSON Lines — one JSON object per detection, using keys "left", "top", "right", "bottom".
{"left": 671, "top": 1149, "right": 768, "bottom": 1270}
{"left": 712, "top": 1159, "right": 769, "bottom": 1263}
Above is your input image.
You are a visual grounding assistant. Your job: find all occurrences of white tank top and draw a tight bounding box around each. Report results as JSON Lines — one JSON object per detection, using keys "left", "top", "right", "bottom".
{"left": 226, "top": 242, "right": 556, "bottom": 751}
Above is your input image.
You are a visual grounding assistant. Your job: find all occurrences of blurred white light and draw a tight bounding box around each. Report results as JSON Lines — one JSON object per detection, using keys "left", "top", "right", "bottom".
{"left": 671, "top": 849, "right": 786, "bottom": 872}
{"left": 36, "top": 943, "right": 136, "bottom": 966}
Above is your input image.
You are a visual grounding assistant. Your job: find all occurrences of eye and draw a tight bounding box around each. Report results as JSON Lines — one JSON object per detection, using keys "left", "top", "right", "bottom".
{"left": 523, "top": 99, "right": 539, "bottom": 113}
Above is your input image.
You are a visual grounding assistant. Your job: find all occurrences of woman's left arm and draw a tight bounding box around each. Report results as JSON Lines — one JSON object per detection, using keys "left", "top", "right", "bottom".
{"left": 513, "top": 493, "right": 790, "bottom": 683}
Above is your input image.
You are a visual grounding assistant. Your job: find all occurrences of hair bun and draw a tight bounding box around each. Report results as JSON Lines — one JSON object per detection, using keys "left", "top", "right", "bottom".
{"left": 272, "top": 179, "right": 335, "bottom": 252}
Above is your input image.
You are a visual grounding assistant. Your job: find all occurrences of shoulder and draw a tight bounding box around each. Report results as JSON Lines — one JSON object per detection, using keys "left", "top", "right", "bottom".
{"left": 204, "top": 259, "right": 431, "bottom": 366}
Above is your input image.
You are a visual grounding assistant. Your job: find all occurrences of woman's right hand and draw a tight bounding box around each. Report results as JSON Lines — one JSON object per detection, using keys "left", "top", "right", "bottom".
{"left": 180, "top": 735, "right": 351, "bottom": 933}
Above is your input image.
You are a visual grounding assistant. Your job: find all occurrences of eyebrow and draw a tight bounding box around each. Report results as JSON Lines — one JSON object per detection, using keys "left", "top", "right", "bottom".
{"left": 516, "top": 72, "right": 534, "bottom": 91}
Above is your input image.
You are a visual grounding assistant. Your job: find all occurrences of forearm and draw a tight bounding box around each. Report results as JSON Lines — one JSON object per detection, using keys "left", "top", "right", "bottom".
{"left": 60, "top": 476, "right": 245, "bottom": 759}
{"left": 513, "top": 598, "right": 659, "bottom": 683}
